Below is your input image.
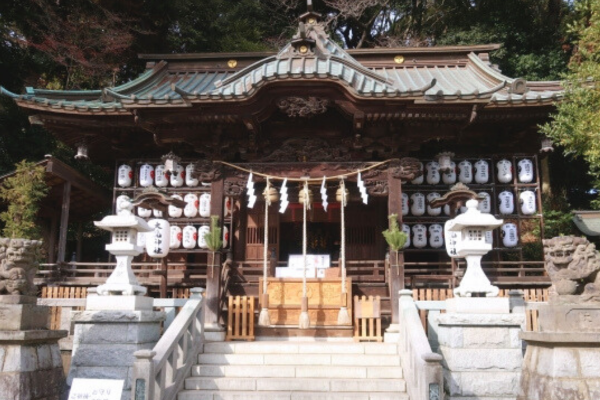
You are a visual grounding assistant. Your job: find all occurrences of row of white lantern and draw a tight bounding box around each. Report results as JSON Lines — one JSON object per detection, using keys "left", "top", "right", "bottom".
{"left": 401, "top": 222, "right": 519, "bottom": 249}
{"left": 402, "top": 190, "right": 536, "bottom": 217}
{"left": 409, "top": 158, "right": 534, "bottom": 185}
{"left": 117, "top": 163, "right": 210, "bottom": 188}
{"left": 132, "top": 193, "right": 232, "bottom": 219}
{"left": 138, "top": 222, "right": 230, "bottom": 256}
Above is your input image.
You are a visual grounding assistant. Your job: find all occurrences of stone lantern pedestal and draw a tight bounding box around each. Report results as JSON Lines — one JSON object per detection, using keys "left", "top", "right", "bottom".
{"left": 438, "top": 200, "right": 524, "bottom": 400}
{"left": 68, "top": 199, "right": 165, "bottom": 400}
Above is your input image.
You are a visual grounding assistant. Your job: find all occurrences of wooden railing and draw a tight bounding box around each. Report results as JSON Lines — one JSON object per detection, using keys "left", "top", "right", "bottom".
{"left": 132, "top": 287, "right": 205, "bottom": 400}
{"left": 412, "top": 288, "right": 549, "bottom": 334}
{"left": 36, "top": 262, "right": 208, "bottom": 290}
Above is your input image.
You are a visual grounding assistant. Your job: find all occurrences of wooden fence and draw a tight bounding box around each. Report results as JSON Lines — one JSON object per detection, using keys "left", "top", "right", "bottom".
{"left": 412, "top": 287, "right": 549, "bottom": 332}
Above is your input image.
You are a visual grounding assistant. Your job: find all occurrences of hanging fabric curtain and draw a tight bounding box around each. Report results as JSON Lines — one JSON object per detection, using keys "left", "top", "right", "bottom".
{"left": 337, "top": 179, "right": 350, "bottom": 324}
{"left": 299, "top": 181, "right": 310, "bottom": 329}
{"left": 258, "top": 177, "right": 272, "bottom": 327}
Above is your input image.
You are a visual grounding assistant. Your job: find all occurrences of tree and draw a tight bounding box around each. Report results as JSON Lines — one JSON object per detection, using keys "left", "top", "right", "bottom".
{"left": 541, "top": 0, "right": 600, "bottom": 208}
{"left": 0, "top": 160, "right": 48, "bottom": 239}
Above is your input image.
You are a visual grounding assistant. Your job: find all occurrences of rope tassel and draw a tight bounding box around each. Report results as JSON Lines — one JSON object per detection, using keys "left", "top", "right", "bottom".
{"left": 258, "top": 177, "right": 272, "bottom": 327}
{"left": 299, "top": 180, "right": 310, "bottom": 329}
{"left": 338, "top": 179, "right": 351, "bottom": 325}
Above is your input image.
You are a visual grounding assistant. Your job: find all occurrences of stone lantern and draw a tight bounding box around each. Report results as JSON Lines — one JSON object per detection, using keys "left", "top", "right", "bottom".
{"left": 93, "top": 195, "right": 151, "bottom": 304}
{"left": 445, "top": 198, "right": 503, "bottom": 297}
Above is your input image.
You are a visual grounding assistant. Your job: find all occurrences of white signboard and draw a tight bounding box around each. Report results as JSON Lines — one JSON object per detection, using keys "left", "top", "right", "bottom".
{"left": 288, "top": 254, "right": 330, "bottom": 270}
{"left": 69, "top": 379, "right": 123, "bottom": 400}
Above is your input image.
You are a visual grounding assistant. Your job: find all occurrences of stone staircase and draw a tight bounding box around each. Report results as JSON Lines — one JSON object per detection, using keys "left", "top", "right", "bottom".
{"left": 178, "top": 340, "right": 409, "bottom": 400}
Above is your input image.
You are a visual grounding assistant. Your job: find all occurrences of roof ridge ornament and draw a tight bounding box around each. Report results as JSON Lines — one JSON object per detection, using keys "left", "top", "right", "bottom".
{"left": 300, "top": 0, "right": 321, "bottom": 25}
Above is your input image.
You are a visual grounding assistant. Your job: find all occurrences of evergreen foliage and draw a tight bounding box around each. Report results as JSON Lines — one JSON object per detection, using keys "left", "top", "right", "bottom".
{"left": 0, "top": 160, "right": 48, "bottom": 239}
{"left": 204, "top": 215, "right": 223, "bottom": 261}
{"left": 382, "top": 214, "right": 407, "bottom": 253}
{"left": 541, "top": 0, "right": 600, "bottom": 209}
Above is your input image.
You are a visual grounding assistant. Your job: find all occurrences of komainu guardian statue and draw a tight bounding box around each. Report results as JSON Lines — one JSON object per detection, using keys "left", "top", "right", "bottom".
{"left": 0, "top": 238, "right": 41, "bottom": 296}
{"left": 543, "top": 236, "right": 600, "bottom": 302}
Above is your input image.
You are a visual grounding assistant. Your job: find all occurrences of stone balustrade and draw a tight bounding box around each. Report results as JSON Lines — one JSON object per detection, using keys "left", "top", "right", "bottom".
{"left": 132, "top": 287, "right": 205, "bottom": 400}
{"left": 398, "top": 289, "right": 444, "bottom": 400}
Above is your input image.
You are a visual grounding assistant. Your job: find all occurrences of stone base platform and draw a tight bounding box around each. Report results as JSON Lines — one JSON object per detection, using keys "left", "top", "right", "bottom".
{"left": 518, "top": 331, "right": 600, "bottom": 400}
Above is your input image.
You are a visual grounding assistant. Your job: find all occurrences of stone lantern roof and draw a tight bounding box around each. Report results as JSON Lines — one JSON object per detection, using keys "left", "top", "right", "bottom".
{"left": 446, "top": 199, "right": 503, "bottom": 232}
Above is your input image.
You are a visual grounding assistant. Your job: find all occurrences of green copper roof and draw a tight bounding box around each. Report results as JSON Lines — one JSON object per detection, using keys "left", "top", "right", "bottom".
{"left": 0, "top": 22, "right": 563, "bottom": 115}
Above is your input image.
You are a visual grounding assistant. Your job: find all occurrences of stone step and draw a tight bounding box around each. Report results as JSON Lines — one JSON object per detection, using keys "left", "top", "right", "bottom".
{"left": 203, "top": 341, "right": 398, "bottom": 355}
{"left": 178, "top": 390, "right": 409, "bottom": 400}
{"left": 184, "top": 377, "right": 407, "bottom": 393}
{"left": 197, "top": 352, "right": 401, "bottom": 366}
{"left": 193, "top": 365, "right": 404, "bottom": 379}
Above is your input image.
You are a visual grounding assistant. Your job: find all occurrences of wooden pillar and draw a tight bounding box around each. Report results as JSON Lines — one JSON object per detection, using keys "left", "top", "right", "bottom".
{"left": 76, "top": 221, "right": 83, "bottom": 262}
{"left": 48, "top": 213, "right": 58, "bottom": 263}
{"left": 56, "top": 181, "right": 71, "bottom": 264}
{"left": 206, "top": 178, "right": 224, "bottom": 327}
{"left": 540, "top": 156, "right": 552, "bottom": 196}
{"left": 387, "top": 170, "right": 403, "bottom": 325}
{"left": 159, "top": 258, "right": 168, "bottom": 299}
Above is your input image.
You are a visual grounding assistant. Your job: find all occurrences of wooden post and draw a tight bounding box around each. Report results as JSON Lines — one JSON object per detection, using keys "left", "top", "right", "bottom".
{"left": 387, "top": 170, "right": 403, "bottom": 325}
{"left": 206, "top": 178, "right": 224, "bottom": 327}
{"left": 57, "top": 181, "right": 71, "bottom": 264}
{"left": 48, "top": 213, "right": 58, "bottom": 263}
{"left": 160, "top": 258, "right": 168, "bottom": 298}
{"left": 76, "top": 221, "right": 83, "bottom": 262}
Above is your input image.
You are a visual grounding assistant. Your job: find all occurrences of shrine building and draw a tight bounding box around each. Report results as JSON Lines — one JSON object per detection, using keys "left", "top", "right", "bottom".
{"left": 1, "top": 7, "right": 562, "bottom": 335}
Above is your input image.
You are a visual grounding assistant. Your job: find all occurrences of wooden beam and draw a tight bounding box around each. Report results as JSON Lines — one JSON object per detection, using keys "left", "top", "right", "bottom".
{"left": 57, "top": 181, "right": 71, "bottom": 264}
{"left": 205, "top": 178, "right": 225, "bottom": 327}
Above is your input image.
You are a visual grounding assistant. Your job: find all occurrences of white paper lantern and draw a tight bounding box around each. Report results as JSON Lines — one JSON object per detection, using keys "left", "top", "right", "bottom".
{"left": 442, "top": 161, "right": 457, "bottom": 184}
{"left": 426, "top": 192, "right": 442, "bottom": 216}
{"left": 155, "top": 165, "right": 169, "bottom": 187}
{"left": 116, "top": 195, "right": 130, "bottom": 216}
{"left": 185, "top": 163, "right": 199, "bottom": 187}
{"left": 485, "top": 230, "right": 494, "bottom": 245}
{"left": 412, "top": 224, "right": 427, "bottom": 248}
{"left": 170, "top": 165, "right": 185, "bottom": 187}
{"left": 474, "top": 160, "right": 489, "bottom": 184}
{"left": 198, "top": 225, "right": 210, "bottom": 249}
{"left": 139, "top": 164, "right": 154, "bottom": 187}
{"left": 501, "top": 223, "right": 518, "bottom": 247}
{"left": 153, "top": 209, "right": 163, "bottom": 218}
{"left": 170, "top": 225, "right": 182, "bottom": 249}
{"left": 426, "top": 161, "right": 440, "bottom": 185}
{"left": 401, "top": 193, "right": 409, "bottom": 216}
{"left": 429, "top": 224, "right": 444, "bottom": 248}
{"left": 184, "top": 193, "right": 199, "bottom": 218}
{"left": 496, "top": 159, "right": 513, "bottom": 183}
{"left": 411, "top": 162, "right": 424, "bottom": 184}
{"left": 146, "top": 219, "right": 170, "bottom": 258}
{"left": 117, "top": 164, "right": 133, "bottom": 187}
{"left": 458, "top": 160, "right": 473, "bottom": 184}
{"left": 477, "top": 192, "right": 491, "bottom": 213}
{"left": 444, "top": 221, "right": 459, "bottom": 257}
{"left": 498, "top": 191, "right": 515, "bottom": 215}
{"left": 410, "top": 193, "right": 426, "bottom": 216}
{"left": 223, "top": 225, "right": 229, "bottom": 248}
{"left": 199, "top": 193, "right": 211, "bottom": 217}
{"left": 402, "top": 224, "right": 411, "bottom": 248}
{"left": 168, "top": 194, "right": 183, "bottom": 218}
{"left": 519, "top": 190, "right": 536, "bottom": 215}
{"left": 224, "top": 197, "right": 233, "bottom": 217}
{"left": 182, "top": 225, "right": 197, "bottom": 249}
{"left": 518, "top": 159, "right": 534, "bottom": 183}
{"left": 137, "top": 206, "right": 152, "bottom": 218}
{"left": 136, "top": 231, "right": 146, "bottom": 248}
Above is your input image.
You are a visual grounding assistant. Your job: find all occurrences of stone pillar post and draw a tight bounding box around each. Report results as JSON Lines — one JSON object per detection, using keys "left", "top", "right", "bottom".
{"left": 68, "top": 293, "right": 165, "bottom": 400}
{"left": 437, "top": 297, "right": 525, "bottom": 400}
{"left": 0, "top": 295, "right": 67, "bottom": 400}
{"left": 0, "top": 239, "right": 67, "bottom": 400}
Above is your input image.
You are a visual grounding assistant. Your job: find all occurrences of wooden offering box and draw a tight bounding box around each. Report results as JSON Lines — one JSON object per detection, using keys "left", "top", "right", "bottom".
{"left": 259, "top": 278, "right": 352, "bottom": 326}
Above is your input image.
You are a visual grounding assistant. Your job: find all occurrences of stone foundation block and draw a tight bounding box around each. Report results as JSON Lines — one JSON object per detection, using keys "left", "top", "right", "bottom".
{"left": 0, "top": 304, "right": 49, "bottom": 331}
